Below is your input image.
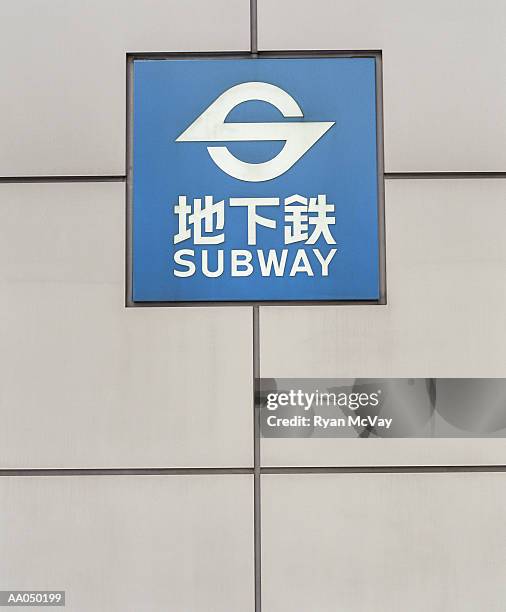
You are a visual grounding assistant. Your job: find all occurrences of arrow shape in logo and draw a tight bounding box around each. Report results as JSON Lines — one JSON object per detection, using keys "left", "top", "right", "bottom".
{"left": 176, "top": 81, "right": 335, "bottom": 182}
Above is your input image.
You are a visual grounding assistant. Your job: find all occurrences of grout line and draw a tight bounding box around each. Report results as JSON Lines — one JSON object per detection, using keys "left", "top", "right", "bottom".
{"left": 0, "top": 172, "right": 504, "bottom": 185}
{"left": 253, "top": 305, "right": 262, "bottom": 612}
{"left": 0, "top": 175, "right": 126, "bottom": 183}
{"left": 261, "top": 465, "right": 506, "bottom": 474}
{"left": 385, "top": 171, "right": 506, "bottom": 179}
{"left": 250, "top": 0, "right": 258, "bottom": 54}
{"left": 250, "top": 17, "right": 260, "bottom": 612}
{"left": 0, "top": 468, "right": 254, "bottom": 476}
{"left": 1, "top": 465, "right": 504, "bottom": 477}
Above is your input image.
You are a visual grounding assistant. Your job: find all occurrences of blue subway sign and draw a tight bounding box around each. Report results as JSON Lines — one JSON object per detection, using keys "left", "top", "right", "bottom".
{"left": 131, "top": 56, "right": 383, "bottom": 303}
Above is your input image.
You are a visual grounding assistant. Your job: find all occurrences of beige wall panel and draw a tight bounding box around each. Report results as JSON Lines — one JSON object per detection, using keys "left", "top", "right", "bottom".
{"left": 0, "top": 1, "right": 250, "bottom": 176}
{"left": 0, "top": 182, "right": 253, "bottom": 468}
{"left": 0, "top": 475, "right": 254, "bottom": 612}
{"left": 262, "top": 473, "right": 506, "bottom": 612}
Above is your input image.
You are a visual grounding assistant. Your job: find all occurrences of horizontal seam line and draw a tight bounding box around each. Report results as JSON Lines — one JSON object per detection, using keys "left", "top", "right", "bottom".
{"left": 1, "top": 466, "right": 505, "bottom": 476}
{"left": 385, "top": 172, "right": 506, "bottom": 179}
{"left": 262, "top": 465, "right": 506, "bottom": 473}
{"left": 0, "top": 176, "right": 126, "bottom": 183}
{"left": 0, "top": 468, "right": 254, "bottom": 476}
{"left": 0, "top": 173, "right": 504, "bottom": 183}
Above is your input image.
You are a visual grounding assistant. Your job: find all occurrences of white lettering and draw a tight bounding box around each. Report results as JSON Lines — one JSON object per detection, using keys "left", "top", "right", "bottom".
{"left": 289, "top": 249, "right": 314, "bottom": 276}
{"left": 174, "top": 249, "right": 196, "bottom": 277}
{"left": 257, "top": 249, "right": 288, "bottom": 276}
{"left": 202, "top": 250, "right": 224, "bottom": 277}
{"left": 313, "top": 248, "right": 337, "bottom": 276}
{"left": 173, "top": 248, "right": 338, "bottom": 278}
{"left": 231, "top": 250, "right": 253, "bottom": 277}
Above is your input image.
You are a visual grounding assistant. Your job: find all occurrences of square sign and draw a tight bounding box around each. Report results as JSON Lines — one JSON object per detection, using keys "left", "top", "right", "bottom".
{"left": 131, "top": 56, "right": 382, "bottom": 303}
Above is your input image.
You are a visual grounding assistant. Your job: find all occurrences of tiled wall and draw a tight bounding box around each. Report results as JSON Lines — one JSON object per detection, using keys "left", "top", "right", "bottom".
{"left": 0, "top": 2, "right": 505, "bottom": 611}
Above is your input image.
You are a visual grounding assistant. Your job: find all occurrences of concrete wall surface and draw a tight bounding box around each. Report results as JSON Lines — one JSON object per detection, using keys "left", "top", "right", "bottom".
{"left": 0, "top": 1, "right": 505, "bottom": 611}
